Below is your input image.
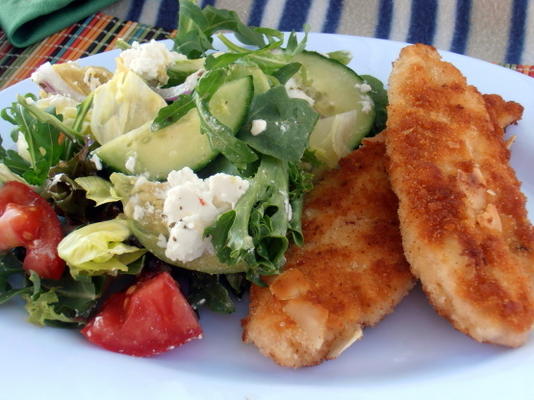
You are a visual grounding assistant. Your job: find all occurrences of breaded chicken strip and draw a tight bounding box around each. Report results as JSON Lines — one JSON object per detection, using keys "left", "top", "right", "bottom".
{"left": 384, "top": 44, "right": 534, "bottom": 347}
{"left": 242, "top": 138, "right": 414, "bottom": 368}
{"left": 483, "top": 94, "right": 523, "bottom": 134}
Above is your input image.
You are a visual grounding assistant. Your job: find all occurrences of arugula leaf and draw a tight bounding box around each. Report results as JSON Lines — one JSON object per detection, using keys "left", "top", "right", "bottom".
{"left": 204, "top": 39, "right": 284, "bottom": 71}
{"left": 272, "top": 62, "right": 301, "bottom": 84}
{"left": 285, "top": 29, "right": 309, "bottom": 56}
{"left": 205, "top": 52, "right": 247, "bottom": 70}
{"left": 0, "top": 94, "right": 81, "bottom": 185}
{"left": 0, "top": 145, "right": 30, "bottom": 180}
{"left": 174, "top": 0, "right": 266, "bottom": 58}
{"left": 15, "top": 95, "right": 81, "bottom": 141}
{"left": 194, "top": 91, "right": 258, "bottom": 169}
{"left": 360, "top": 74, "right": 388, "bottom": 136}
{"left": 216, "top": 34, "right": 290, "bottom": 75}
{"left": 151, "top": 95, "right": 195, "bottom": 131}
{"left": 196, "top": 68, "right": 227, "bottom": 97}
{"left": 239, "top": 86, "right": 319, "bottom": 162}
{"left": 72, "top": 93, "right": 93, "bottom": 134}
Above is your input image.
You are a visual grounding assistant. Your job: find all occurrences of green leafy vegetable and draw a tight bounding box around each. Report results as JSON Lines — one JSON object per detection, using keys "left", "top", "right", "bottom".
{"left": 272, "top": 62, "right": 302, "bottom": 84}
{"left": 0, "top": 163, "right": 29, "bottom": 185}
{"left": 0, "top": 251, "right": 105, "bottom": 325}
{"left": 74, "top": 176, "right": 121, "bottom": 206}
{"left": 239, "top": 86, "right": 319, "bottom": 162}
{"left": 151, "top": 95, "right": 195, "bottom": 131}
{"left": 0, "top": 252, "right": 32, "bottom": 304}
{"left": 43, "top": 143, "right": 101, "bottom": 223}
{"left": 0, "top": 94, "right": 81, "bottom": 185}
{"left": 15, "top": 95, "right": 80, "bottom": 141}
{"left": 166, "top": 58, "right": 205, "bottom": 86}
{"left": 187, "top": 272, "right": 235, "bottom": 313}
{"left": 194, "top": 91, "right": 258, "bottom": 169}
{"left": 43, "top": 274, "right": 105, "bottom": 323}
{"left": 57, "top": 219, "right": 146, "bottom": 279}
{"left": 72, "top": 93, "right": 94, "bottom": 134}
{"left": 287, "top": 161, "right": 313, "bottom": 246}
{"left": 206, "top": 156, "right": 291, "bottom": 283}
{"left": 361, "top": 74, "right": 388, "bottom": 136}
{"left": 24, "top": 290, "right": 74, "bottom": 326}
{"left": 285, "top": 29, "right": 309, "bottom": 56}
{"left": 174, "top": 0, "right": 267, "bottom": 58}
{"left": 204, "top": 39, "right": 283, "bottom": 71}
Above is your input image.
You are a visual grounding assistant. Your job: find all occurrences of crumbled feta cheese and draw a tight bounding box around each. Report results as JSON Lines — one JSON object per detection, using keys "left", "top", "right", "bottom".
{"left": 157, "top": 234, "right": 168, "bottom": 248}
{"left": 359, "top": 95, "right": 373, "bottom": 113}
{"left": 119, "top": 40, "right": 186, "bottom": 85}
{"left": 355, "top": 82, "right": 372, "bottom": 93}
{"left": 281, "top": 191, "right": 293, "bottom": 221}
{"left": 133, "top": 205, "right": 145, "bottom": 220}
{"left": 125, "top": 154, "right": 137, "bottom": 173}
{"left": 90, "top": 153, "right": 103, "bottom": 170}
{"left": 163, "top": 167, "right": 249, "bottom": 263}
{"left": 250, "top": 119, "right": 267, "bottom": 136}
{"left": 284, "top": 78, "right": 315, "bottom": 105}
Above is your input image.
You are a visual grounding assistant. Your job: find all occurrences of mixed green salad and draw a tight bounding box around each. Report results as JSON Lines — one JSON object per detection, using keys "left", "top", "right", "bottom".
{"left": 0, "top": 0, "right": 387, "bottom": 356}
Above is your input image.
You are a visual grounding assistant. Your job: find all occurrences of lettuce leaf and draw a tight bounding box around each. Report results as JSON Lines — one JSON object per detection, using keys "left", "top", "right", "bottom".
{"left": 75, "top": 176, "right": 121, "bottom": 206}
{"left": 24, "top": 290, "right": 73, "bottom": 326}
{"left": 58, "top": 219, "right": 146, "bottom": 279}
{"left": 206, "top": 156, "right": 291, "bottom": 283}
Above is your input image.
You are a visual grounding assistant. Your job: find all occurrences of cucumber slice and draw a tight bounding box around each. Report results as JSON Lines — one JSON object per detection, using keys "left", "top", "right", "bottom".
{"left": 309, "top": 110, "right": 359, "bottom": 168}
{"left": 293, "top": 51, "right": 377, "bottom": 166}
{"left": 95, "top": 76, "right": 253, "bottom": 179}
{"left": 227, "top": 64, "right": 271, "bottom": 94}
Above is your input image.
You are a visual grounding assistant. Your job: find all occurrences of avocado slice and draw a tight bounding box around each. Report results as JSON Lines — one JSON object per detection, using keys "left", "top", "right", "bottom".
{"left": 111, "top": 172, "right": 247, "bottom": 274}
{"left": 95, "top": 76, "right": 253, "bottom": 180}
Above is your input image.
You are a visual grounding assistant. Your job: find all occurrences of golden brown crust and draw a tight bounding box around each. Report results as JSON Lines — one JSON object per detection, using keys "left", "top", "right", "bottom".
{"left": 384, "top": 44, "right": 534, "bottom": 347}
{"left": 242, "top": 138, "right": 414, "bottom": 367}
{"left": 483, "top": 94, "right": 524, "bottom": 135}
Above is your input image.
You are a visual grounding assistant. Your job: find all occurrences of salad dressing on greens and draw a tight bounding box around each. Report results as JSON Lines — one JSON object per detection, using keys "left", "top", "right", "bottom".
{"left": 0, "top": 0, "right": 387, "bottom": 357}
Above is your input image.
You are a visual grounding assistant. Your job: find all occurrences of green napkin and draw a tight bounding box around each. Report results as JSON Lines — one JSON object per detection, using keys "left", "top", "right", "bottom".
{"left": 0, "top": 0, "right": 119, "bottom": 48}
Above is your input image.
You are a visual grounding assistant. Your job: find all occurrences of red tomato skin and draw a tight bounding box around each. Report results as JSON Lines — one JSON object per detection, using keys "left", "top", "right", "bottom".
{"left": 0, "top": 203, "right": 42, "bottom": 250}
{"left": 81, "top": 272, "right": 203, "bottom": 357}
{"left": 0, "top": 181, "right": 65, "bottom": 279}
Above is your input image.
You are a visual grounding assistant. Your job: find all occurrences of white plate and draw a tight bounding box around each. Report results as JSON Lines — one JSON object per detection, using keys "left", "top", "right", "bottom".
{"left": 1, "top": 33, "right": 533, "bottom": 400}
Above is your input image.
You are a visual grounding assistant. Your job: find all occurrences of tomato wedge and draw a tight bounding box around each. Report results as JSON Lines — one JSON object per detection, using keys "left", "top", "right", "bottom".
{"left": 81, "top": 272, "right": 202, "bottom": 356}
{"left": 0, "top": 181, "right": 65, "bottom": 279}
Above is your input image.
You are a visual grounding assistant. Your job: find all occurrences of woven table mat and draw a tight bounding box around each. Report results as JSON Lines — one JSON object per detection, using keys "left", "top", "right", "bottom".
{"left": 0, "top": 12, "right": 532, "bottom": 90}
{"left": 0, "top": 13, "right": 172, "bottom": 89}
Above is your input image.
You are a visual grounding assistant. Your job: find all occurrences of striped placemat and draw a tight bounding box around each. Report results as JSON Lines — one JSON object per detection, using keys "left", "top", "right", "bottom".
{"left": 0, "top": 12, "right": 532, "bottom": 90}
